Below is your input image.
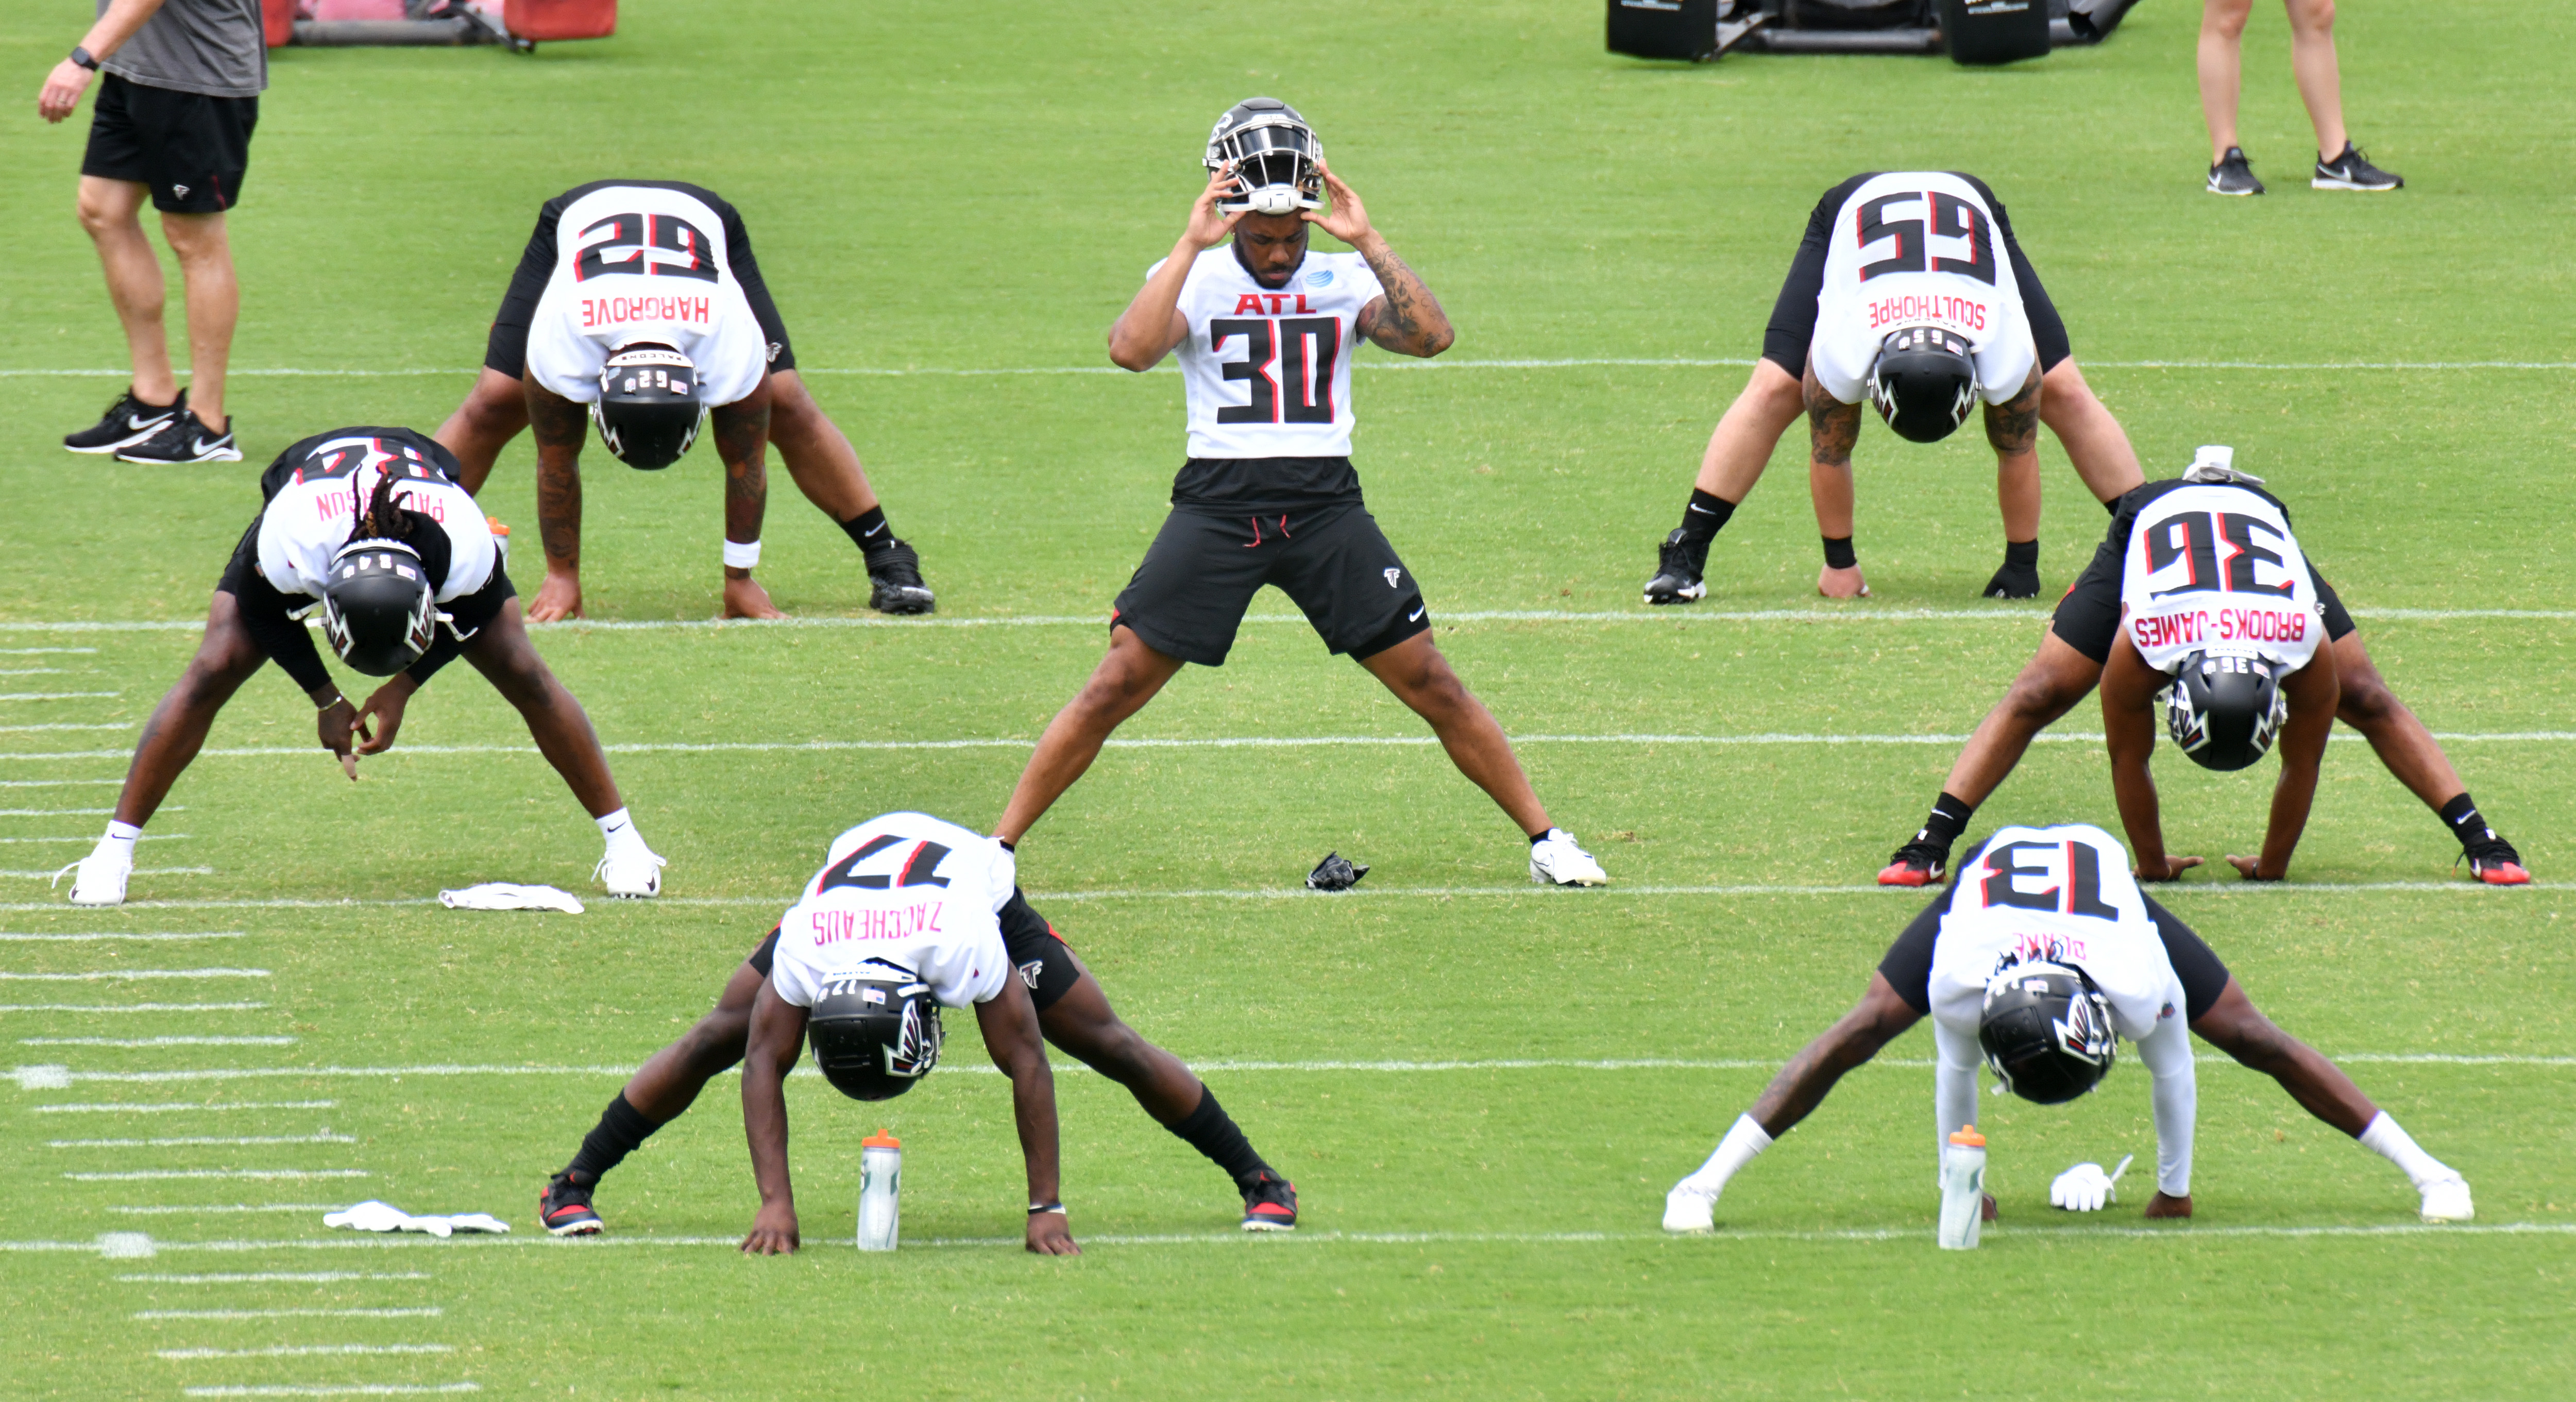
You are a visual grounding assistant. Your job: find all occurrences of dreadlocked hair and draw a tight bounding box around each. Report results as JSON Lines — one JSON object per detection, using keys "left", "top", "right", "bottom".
{"left": 346, "top": 465, "right": 422, "bottom": 550}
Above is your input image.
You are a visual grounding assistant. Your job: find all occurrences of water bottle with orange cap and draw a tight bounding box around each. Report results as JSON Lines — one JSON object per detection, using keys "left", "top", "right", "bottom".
{"left": 1937, "top": 1125, "right": 1986, "bottom": 1250}
{"left": 857, "top": 1129, "right": 902, "bottom": 1252}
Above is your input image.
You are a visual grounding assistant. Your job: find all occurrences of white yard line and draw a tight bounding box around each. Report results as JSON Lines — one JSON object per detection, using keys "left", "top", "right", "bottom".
{"left": 0, "top": 931, "right": 240, "bottom": 941}
{"left": 66, "top": 1169, "right": 368, "bottom": 1181}
{"left": 122, "top": 1271, "right": 425, "bottom": 1283}
{"left": 0, "top": 968, "right": 267, "bottom": 981}
{"left": 138, "top": 1307, "right": 440, "bottom": 1319}
{"left": 0, "top": 648, "right": 97, "bottom": 654}
{"left": 0, "top": 807, "right": 174, "bottom": 816}
{"left": 0, "top": 834, "right": 187, "bottom": 844}
{"left": 0, "top": 668, "right": 66, "bottom": 676}
{"left": 42, "top": 1101, "right": 333, "bottom": 1113}
{"left": 0, "top": 724, "right": 133, "bottom": 733}
{"left": 182, "top": 1386, "right": 477, "bottom": 1398}
{"left": 159, "top": 1345, "right": 452, "bottom": 1360}
{"left": 24, "top": 1036, "right": 294, "bottom": 1046}
{"left": 0, "top": 691, "right": 120, "bottom": 701}
{"left": 53, "top": 1135, "right": 353, "bottom": 1147}
{"left": 0, "top": 778, "right": 121, "bottom": 786}
{"left": 0, "top": 867, "right": 213, "bottom": 879}
{"left": 110, "top": 1203, "right": 340, "bottom": 1214}
{"left": 0, "top": 1002, "right": 267, "bottom": 1014}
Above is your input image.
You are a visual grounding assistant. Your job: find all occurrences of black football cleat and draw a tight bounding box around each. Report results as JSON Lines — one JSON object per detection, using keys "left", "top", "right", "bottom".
{"left": 66, "top": 386, "right": 186, "bottom": 455}
{"left": 1240, "top": 1170, "right": 1298, "bottom": 1231}
{"left": 2313, "top": 143, "right": 2402, "bottom": 192}
{"left": 1643, "top": 529, "right": 1708, "bottom": 605}
{"left": 538, "top": 1169, "right": 603, "bottom": 1236}
{"left": 2460, "top": 837, "right": 2530, "bottom": 887}
{"left": 1878, "top": 839, "right": 1950, "bottom": 888}
{"left": 115, "top": 409, "right": 241, "bottom": 464}
{"left": 2208, "top": 147, "right": 2264, "bottom": 196}
{"left": 866, "top": 539, "right": 936, "bottom": 615}
{"left": 1984, "top": 559, "right": 2041, "bottom": 600}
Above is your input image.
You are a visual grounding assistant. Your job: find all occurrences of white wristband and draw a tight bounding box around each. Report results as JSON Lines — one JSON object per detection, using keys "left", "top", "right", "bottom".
{"left": 722, "top": 538, "right": 762, "bottom": 570}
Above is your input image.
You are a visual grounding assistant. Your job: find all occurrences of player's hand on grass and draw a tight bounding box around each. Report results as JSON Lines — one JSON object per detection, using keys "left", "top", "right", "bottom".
{"left": 38, "top": 60, "right": 93, "bottom": 123}
{"left": 2224, "top": 854, "right": 2283, "bottom": 882}
{"left": 2133, "top": 854, "right": 2202, "bottom": 882}
{"left": 2143, "top": 1191, "right": 2192, "bottom": 1220}
{"left": 1181, "top": 163, "right": 1248, "bottom": 251}
{"left": 528, "top": 569, "right": 584, "bottom": 623}
{"left": 740, "top": 1204, "right": 800, "bottom": 1255}
{"left": 1303, "top": 160, "right": 1375, "bottom": 249}
{"left": 1025, "top": 1211, "right": 1080, "bottom": 1257}
{"left": 721, "top": 573, "right": 786, "bottom": 621}
{"left": 354, "top": 677, "right": 417, "bottom": 756}
{"left": 1817, "top": 563, "right": 1870, "bottom": 599}
{"left": 315, "top": 695, "right": 362, "bottom": 774}
{"left": 2049, "top": 1155, "right": 2129, "bottom": 1212}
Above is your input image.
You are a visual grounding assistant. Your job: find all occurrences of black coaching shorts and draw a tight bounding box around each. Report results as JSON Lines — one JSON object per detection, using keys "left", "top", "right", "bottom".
{"left": 81, "top": 74, "right": 257, "bottom": 215}
{"left": 482, "top": 180, "right": 795, "bottom": 380}
{"left": 745, "top": 889, "right": 1082, "bottom": 1014}
{"left": 1760, "top": 172, "right": 2071, "bottom": 380}
{"left": 2048, "top": 528, "right": 2355, "bottom": 666}
{"left": 1111, "top": 501, "right": 1431, "bottom": 668}
{"left": 1878, "top": 880, "right": 2232, "bottom": 1022}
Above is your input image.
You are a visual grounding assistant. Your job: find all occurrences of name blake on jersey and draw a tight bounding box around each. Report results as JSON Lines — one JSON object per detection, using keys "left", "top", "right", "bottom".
{"left": 810, "top": 900, "right": 946, "bottom": 947}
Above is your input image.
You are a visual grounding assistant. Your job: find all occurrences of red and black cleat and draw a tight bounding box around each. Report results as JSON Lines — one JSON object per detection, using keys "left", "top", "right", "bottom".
{"left": 1240, "top": 1170, "right": 1298, "bottom": 1232}
{"left": 1877, "top": 840, "right": 1949, "bottom": 888}
{"left": 538, "top": 1170, "right": 603, "bottom": 1237}
{"left": 2463, "top": 839, "right": 2531, "bottom": 887}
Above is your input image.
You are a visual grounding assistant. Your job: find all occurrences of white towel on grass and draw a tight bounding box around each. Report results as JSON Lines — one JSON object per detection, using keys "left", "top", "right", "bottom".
{"left": 324, "top": 1201, "right": 511, "bottom": 1237}
{"left": 437, "top": 883, "right": 584, "bottom": 914}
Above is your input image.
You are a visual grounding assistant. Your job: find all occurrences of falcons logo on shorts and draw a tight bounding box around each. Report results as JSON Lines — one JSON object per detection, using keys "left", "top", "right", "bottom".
{"left": 1383, "top": 567, "right": 1403, "bottom": 588}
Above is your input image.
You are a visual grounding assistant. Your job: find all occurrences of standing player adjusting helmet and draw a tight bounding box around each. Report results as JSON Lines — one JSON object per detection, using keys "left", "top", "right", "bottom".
{"left": 1866, "top": 325, "right": 1980, "bottom": 444}
{"left": 806, "top": 958, "right": 945, "bottom": 1101}
{"left": 1205, "top": 97, "right": 1324, "bottom": 216}
{"left": 591, "top": 343, "right": 704, "bottom": 470}
{"left": 2165, "top": 649, "right": 2289, "bottom": 772}
{"left": 1978, "top": 960, "right": 2119, "bottom": 1104}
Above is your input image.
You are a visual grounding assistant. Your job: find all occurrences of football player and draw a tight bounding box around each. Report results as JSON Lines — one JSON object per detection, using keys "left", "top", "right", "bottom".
{"left": 535, "top": 811, "right": 1298, "bottom": 1250}
{"left": 993, "top": 98, "right": 1607, "bottom": 887}
{"left": 1880, "top": 452, "right": 2528, "bottom": 888}
{"left": 431, "top": 179, "right": 934, "bottom": 622}
{"left": 1642, "top": 171, "right": 2148, "bottom": 604}
{"left": 1664, "top": 822, "right": 2475, "bottom": 1231}
{"left": 55, "top": 428, "right": 665, "bottom": 906}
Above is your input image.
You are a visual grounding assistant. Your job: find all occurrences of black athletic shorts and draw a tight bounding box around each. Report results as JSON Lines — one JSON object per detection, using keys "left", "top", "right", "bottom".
{"left": 1111, "top": 499, "right": 1430, "bottom": 667}
{"left": 2048, "top": 479, "right": 2355, "bottom": 666}
{"left": 745, "top": 888, "right": 1081, "bottom": 1013}
{"left": 1878, "top": 877, "right": 2232, "bottom": 1023}
{"left": 482, "top": 179, "right": 794, "bottom": 380}
{"left": 81, "top": 74, "right": 257, "bottom": 215}
{"left": 1760, "top": 172, "right": 2070, "bottom": 380}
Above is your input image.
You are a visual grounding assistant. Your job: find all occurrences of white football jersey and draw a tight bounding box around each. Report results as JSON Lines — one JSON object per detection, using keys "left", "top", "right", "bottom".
{"left": 1927, "top": 824, "right": 2187, "bottom": 1044}
{"left": 2118, "top": 483, "right": 2323, "bottom": 675}
{"left": 525, "top": 184, "right": 769, "bottom": 409}
{"left": 256, "top": 435, "right": 497, "bottom": 604}
{"left": 1809, "top": 172, "right": 2036, "bottom": 409}
{"left": 1155, "top": 245, "right": 1386, "bottom": 459}
{"left": 767, "top": 813, "right": 1018, "bottom": 1013}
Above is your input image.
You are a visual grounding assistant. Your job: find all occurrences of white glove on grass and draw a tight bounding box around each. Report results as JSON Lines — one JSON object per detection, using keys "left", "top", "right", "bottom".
{"left": 2049, "top": 1155, "right": 2132, "bottom": 1212}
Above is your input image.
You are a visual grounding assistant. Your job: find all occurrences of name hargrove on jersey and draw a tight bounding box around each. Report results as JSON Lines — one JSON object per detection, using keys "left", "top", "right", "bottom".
{"left": 1155, "top": 247, "right": 1386, "bottom": 459}
{"left": 1927, "top": 824, "right": 2187, "bottom": 1043}
{"left": 766, "top": 813, "right": 1020, "bottom": 1013}
{"left": 1809, "top": 172, "right": 2037, "bottom": 409}
{"left": 527, "top": 183, "right": 769, "bottom": 410}
{"left": 256, "top": 434, "right": 497, "bottom": 603}
{"left": 2117, "top": 482, "right": 2323, "bottom": 675}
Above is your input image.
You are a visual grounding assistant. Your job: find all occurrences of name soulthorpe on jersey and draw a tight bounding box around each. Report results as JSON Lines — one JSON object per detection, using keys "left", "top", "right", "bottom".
{"left": 766, "top": 813, "right": 1019, "bottom": 1012}
{"left": 257, "top": 435, "right": 497, "bottom": 603}
{"left": 526, "top": 184, "right": 768, "bottom": 409}
{"left": 1157, "top": 247, "right": 1386, "bottom": 461}
{"left": 1927, "top": 824, "right": 2187, "bottom": 1042}
{"left": 1809, "top": 172, "right": 2037, "bottom": 409}
{"left": 2117, "top": 483, "right": 2323, "bottom": 675}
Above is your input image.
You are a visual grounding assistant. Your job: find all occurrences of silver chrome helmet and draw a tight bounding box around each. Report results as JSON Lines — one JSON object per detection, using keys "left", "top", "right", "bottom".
{"left": 1206, "top": 97, "right": 1324, "bottom": 216}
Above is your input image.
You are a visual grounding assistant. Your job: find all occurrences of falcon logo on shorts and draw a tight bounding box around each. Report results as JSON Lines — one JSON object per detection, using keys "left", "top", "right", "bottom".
{"left": 172, "top": 184, "right": 190, "bottom": 198}
{"left": 1383, "top": 567, "right": 1402, "bottom": 588}
{"left": 1017, "top": 959, "right": 1045, "bottom": 990}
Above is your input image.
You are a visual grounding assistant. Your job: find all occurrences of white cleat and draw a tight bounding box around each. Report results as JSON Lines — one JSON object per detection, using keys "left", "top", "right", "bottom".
{"left": 593, "top": 849, "right": 666, "bottom": 900}
{"left": 2419, "top": 1175, "right": 2474, "bottom": 1224}
{"left": 55, "top": 847, "right": 132, "bottom": 907}
{"left": 1530, "top": 829, "right": 1607, "bottom": 887}
{"left": 1663, "top": 1178, "right": 1719, "bottom": 1232}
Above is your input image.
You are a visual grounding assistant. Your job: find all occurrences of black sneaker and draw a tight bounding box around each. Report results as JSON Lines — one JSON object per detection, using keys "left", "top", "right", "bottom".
{"left": 115, "top": 409, "right": 241, "bottom": 464}
{"left": 1877, "top": 838, "right": 1950, "bottom": 888}
{"left": 2459, "top": 836, "right": 2530, "bottom": 887}
{"left": 65, "top": 386, "right": 185, "bottom": 454}
{"left": 2208, "top": 147, "right": 2264, "bottom": 196}
{"left": 866, "top": 539, "right": 936, "bottom": 615}
{"left": 2313, "top": 143, "right": 2402, "bottom": 191}
{"left": 538, "top": 1169, "right": 603, "bottom": 1236}
{"left": 1240, "top": 1170, "right": 1297, "bottom": 1231}
{"left": 1983, "top": 558, "right": 2041, "bottom": 599}
{"left": 1643, "top": 529, "right": 1709, "bottom": 605}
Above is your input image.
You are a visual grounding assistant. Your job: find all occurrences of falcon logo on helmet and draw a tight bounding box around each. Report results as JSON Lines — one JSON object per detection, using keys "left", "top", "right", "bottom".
{"left": 322, "top": 542, "right": 439, "bottom": 677}
{"left": 1206, "top": 97, "right": 1324, "bottom": 217}
{"left": 2165, "top": 649, "right": 2288, "bottom": 772}
{"left": 1866, "top": 325, "right": 1979, "bottom": 444}
{"left": 592, "top": 342, "right": 705, "bottom": 470}
{"left": 806, "top": 958, "right": 945, "bottom": 1102}
{"left": 1978, "top": 959, "right": 2118, "bottom": 1105}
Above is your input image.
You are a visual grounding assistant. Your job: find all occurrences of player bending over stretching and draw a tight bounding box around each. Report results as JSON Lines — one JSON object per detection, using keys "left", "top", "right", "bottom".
{"left": 1882, "top": 452, "right": 2526, "bottom": 888}
{"left": 1665, "top": 822, "right": 2473, "bottom": 1231}
{"left": 1643, "top": 170, "right": 2149, "bottom": 605}
{"left": 996, "top": 98, "right": 1606, "bottom": 887}
{"left": 536, "top": 810, "right": 1296, "bottom": 1250}
{"left": 434, "top": 180, "right": 933, "bottom": 622}
{"left": 58, "top": 428, "right": 664, "bottom": 905}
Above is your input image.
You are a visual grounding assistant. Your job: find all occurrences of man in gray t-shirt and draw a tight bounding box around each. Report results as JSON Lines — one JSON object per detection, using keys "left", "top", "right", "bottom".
{"left": 39, "top": 0, "right": 266, "bottom": 465}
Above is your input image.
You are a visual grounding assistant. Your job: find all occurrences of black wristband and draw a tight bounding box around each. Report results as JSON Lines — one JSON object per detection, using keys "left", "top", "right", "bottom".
{"left": 1822, "top": 535, "right": 1858, "bottom": 570}
{"left": 70, "top": 46, "right": 100, "bottom": 70}
{"left": 1027, "top": 1201, "right": 1065, "bottom": 1215}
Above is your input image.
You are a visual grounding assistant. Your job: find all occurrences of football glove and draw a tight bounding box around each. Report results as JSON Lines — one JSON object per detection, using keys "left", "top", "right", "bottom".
{"left": 2049, "top": 1154, "right": 2132, "bottom": 1212}
{"left": 1306, "top": 851, "right": 1369, "bottom": 891}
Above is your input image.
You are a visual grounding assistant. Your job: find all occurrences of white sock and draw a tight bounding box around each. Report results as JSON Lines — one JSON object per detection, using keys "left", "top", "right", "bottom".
{"left": 595, "top": 808, "right": 648, "bottom": 856}
{"left": 1684, "top": 1113, "right": 1774, "bottom": 1192}
{"left": 98, "top": 820, "right": 141, "bottom": 860}
{"left": 2359, "top": 1111, "right": 2455, "bottom": 1188}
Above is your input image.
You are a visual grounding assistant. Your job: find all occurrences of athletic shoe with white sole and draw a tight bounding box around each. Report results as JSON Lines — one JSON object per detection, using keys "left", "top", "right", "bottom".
{"left": 1663, "top": 1178, "right": 1719, "bottom": 1232}
{"left": 594, "top": 848, "right": 666, "bottom": 899}
{"left": 2418, "top": 1175, "right": 2473, "bottom": 1223}
{"left": 2313, "top": 143, "right": 2402, "bottom": 192}
{"left": 54, "top": 844, "right": 133, "bottom": 907}
{"left": 1240, "top": 1170, "right": 1298, "bottom": 1231}
{"left": 2208, "top": 147, "right": 2264, "bottom": 196}
{"left": 1877, "top": 838, "right": 1948, "bottom": 888}
{"left": 2461, "top": 836, "right": 2530, "bottom": 887}
{"left": 866, "top": 540, "right": 936, "bottom": 615}
{"left": 115, "top": 409, "right": 241, "bottom": 464}
{"left": 1643, "top": 529, "right": 1709, "bottom": 605}
{"left": 538, "top": 1170, "right": 604, "bottom": 1236}
{"left": 1530, "top": 829, "right": 1607, "bottom": 886}
{"left": 65, "top": 387, "right": 185, "bottom": 454}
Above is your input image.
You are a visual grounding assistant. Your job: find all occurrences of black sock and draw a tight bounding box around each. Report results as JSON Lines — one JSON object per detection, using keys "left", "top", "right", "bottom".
{"left": 1822, "top": 536, "right": 1857, "bottom": 570}
{"left": 2003, "top": 539, "right": 2039, "bottom": 570}
{"left": 1915, "top": 792, "right": 1975, "bottom": 851}
{"left": 565, "top": 1092, "right": 660, "bottom": 1181}
{"left": 1164, "top": 1085, "right": 1273, "bottom": 1189}
{"left": 838, "top": 506, "right": 897, "bottom": 561}
{"left": 2438, "top": 792, "right": 2492, "bottom": 847}
{"left": 1676, "top": 489, "right": 1737, "bottom": 546}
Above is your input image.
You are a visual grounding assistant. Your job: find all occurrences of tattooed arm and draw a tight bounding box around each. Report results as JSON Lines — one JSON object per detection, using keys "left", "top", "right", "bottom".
{"left": 1308, "top": 161, "right": 1455, "bottom": 359}
{"left": 1982, "top": 365, "right": 2042, "bottom": 459}
{"left": 524, "top": 379, "right": 589, "bottom": 622}
{"left": 710, "top": 377, "right": 784, "bottom": 620}
{"left": 1803, "top": 364, "right": 1863, "bottom": 472}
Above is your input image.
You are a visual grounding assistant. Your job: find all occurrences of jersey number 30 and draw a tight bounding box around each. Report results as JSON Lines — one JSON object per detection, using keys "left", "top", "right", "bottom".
{"left": 1211, "top": 317, "right": 1341, "bottom": 425}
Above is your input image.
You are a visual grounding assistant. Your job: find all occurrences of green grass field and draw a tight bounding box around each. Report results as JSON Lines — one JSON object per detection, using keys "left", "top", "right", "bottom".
{"left": 3, "top": 0, "right": 2572, "bottom": 1396}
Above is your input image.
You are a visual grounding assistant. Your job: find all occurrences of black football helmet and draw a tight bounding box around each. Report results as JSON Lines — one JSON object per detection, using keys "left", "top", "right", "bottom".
{"left": 591, "top": 343, "right": 704, "bottom": 470}
{"left": 1866, "top": 325, "right": 1980, "bottom": 444}
{"left": 1206, "top": 97, "right": 1324, "bottom": 217}
{"left": 321, "top": 539, "right": 438, "bottom": 677}
{"left": 1978, "top": 960, "right": 2118, "bottom": 1105}
{"left": 806, "top": 959, "right": 945, "bottom": 1102}
{"left": 2165, "top": 650, "right": 2287, "bottom": 772}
